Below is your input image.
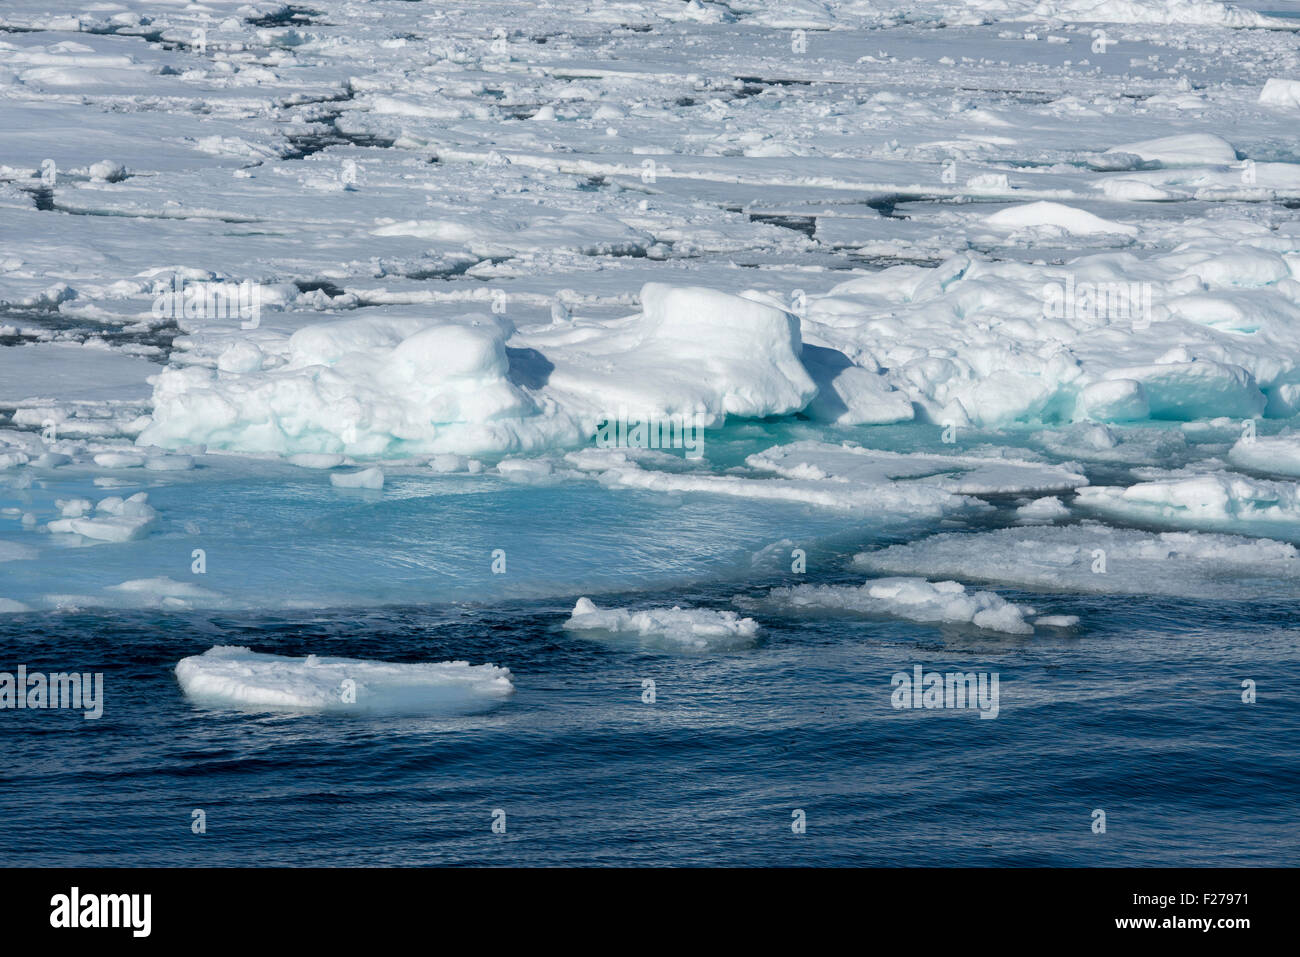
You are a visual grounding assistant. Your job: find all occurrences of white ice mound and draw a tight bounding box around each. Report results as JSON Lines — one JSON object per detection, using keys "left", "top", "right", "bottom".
{"left": 855, "top": 524, "right": 1300, "bottom": 598}
{"left": 1228, "top": 433, "right": 1300, "bottom": 476}
{"left": 174, "top": 645, "right": 514, "bottom": 714}
{"left": 139, "top": 313, "right": 581, "bottom": 458}
{"left": 140, "top": 283, "right": 820, "bottom": 459}
{"left": 983, "top": 201, "right": 1137, "bottom": 237}
{"left": 1260, "top": 78, "right": 1300, "bottom": 110}
{"left": 1105, "top": 133, "right": 1237, "bottom": 167}
{"left": 46, "top": 492, "right": 157, "bottom": 542}
{"left": 1077, "top": 473, "right": 1300, "bottom": 535}
{"left": 803, "top": 232, "right": 1298, "bottom": 428}
{"left": 529, "top": 282, "right": 817, "bottom": 423}
{"left": 756, "top": 577, "right": 1036, "bottom": 635}
{"left": 564, "top": 597, "right": 759, "bottom": 650}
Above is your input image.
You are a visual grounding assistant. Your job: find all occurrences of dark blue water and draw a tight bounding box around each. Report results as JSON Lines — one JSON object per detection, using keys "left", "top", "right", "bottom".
{"left": 2, "top": 578, "right": 1295, "bottom": 866}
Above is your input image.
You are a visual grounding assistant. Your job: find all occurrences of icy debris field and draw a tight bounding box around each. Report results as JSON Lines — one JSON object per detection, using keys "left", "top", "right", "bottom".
{"left": 4, "top": 0, "right": 1300, "bottom": 618}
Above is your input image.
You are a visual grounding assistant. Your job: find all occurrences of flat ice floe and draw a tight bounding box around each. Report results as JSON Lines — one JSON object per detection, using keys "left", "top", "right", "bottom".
{"left": 174, "top": 646, "right": 514, "bottom": 715}
{"left": 1076, "top": 474, "right": 1300, "bottom": 537}
{"left": 563, "top": 597, "right": 759, "bottom": 651}
{"left": 565, "top": 439, "right": 1084, "bottom": 516}
{"left": 855, "top": 524, "right": 1300, "bottom": 598}
{"left": 750, "top": 577, "right": 1038, "bottom": 635}
{"left": 744, "top": 441, "right": 1087, "bottom": 496}
{"left": 1227, "top": 433, "right": 1300, "bottom": 477}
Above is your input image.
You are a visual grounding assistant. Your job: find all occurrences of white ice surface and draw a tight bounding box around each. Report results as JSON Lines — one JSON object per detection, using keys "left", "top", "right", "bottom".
{"left": 751, "top": 577, "right": 1038, "bottom": 634}
{"left": 856, "top": 523, "right": 1300, "bottom": 597}
{"left": 174, "top": 645, "right": 514, "bottom": 714}
{"left": 563, "top": 596, "right": 759, "bottom": 650}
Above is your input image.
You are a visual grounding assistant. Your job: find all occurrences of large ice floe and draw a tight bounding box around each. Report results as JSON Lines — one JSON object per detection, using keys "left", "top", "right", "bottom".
{"left": 174, "top": 646, "right": 514, "bottom": 715}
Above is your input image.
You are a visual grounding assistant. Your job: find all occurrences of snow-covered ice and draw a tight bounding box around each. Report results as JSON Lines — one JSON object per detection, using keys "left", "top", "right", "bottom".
{"left": 751, "top": 577, "right": 1039, "bottom": 634}
{"left": 3, "top": 0, "right": 1300, "bottom": 619}
{"left": 174, "top": 646, "right": 514, "bottom": 714}
{"left": 855, "top": 524, "right": 1300, "bottom": 598}
{"left": 564, "top": 597, "right": 759, "bottom": 650}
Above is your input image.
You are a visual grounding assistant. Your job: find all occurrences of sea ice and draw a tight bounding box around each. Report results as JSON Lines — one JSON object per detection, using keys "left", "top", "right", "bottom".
{"left": 564, "top": 597, "right": 759, "bottom": 651}
{"left": 752, "top": 577, "right": 1038, "bottom": 635}
{"left": 855, "top": 524, "right": 1300, "bottom": 597}
{"left": 174, "top": 645, "right": 514, "bottom": 714}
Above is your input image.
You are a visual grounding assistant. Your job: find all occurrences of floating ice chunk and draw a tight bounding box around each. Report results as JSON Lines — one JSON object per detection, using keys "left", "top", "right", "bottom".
{"left": 55, "top": 498, "right": 92, "bottom": 518}
{"left": 1076, "top": 474, "right": 1300, "bottom": 534}
{"left": 139, "top": 313, "right": 574, "bottom": 458}
{"left": 983, "top": 202, "right": 1137, "bottom": 237}
{"left": 428, "top": 453, "right": 482, "bottom": 474}
{"left": 0, "top": 599, "right": 31, "bottom": 614}
{"left": 1228, "top": 433, "right": 1300, "bottom": 477}
{"left": 88, "top": 160, "right": 126, "bottom": 182}
{"left": 1016, "top": 497, "right": 1070, "bottom": 523}
{"left": 46, "top": 492, "right": 156, "bottom": 542}
{"left": 855, "top": 524, "right": 1300, "bottom": 598}
{"left": 1035, "top": 615, "right": 1080, "bottom": 629}
{"left": 174, "top": 646, "right": 514, "bottom": 714}
{"left": 564, "top": 597, "right": 758, "bottom": 651}
{"left": 754, "top": 578, "right": 1036, "bottom": 635}
{"left": 1105, "top": 134, "right": 1237, "bottom": 167}
{"left": 330, "top": 467, "right": 384, "bottom": 489}
{"left": 92, "top": 451, "right": 146, "bottom": 469}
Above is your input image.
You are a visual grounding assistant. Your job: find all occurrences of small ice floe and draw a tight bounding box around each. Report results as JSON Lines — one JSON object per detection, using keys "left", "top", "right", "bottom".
{"left": 756, "top": 577, "right": 1037, "bottom": 635}
{"left": 564, "top": 597, "right": 759, "bottom": 651}
{"left": 175, "top": 646, "right": 514, "bottom": 714}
